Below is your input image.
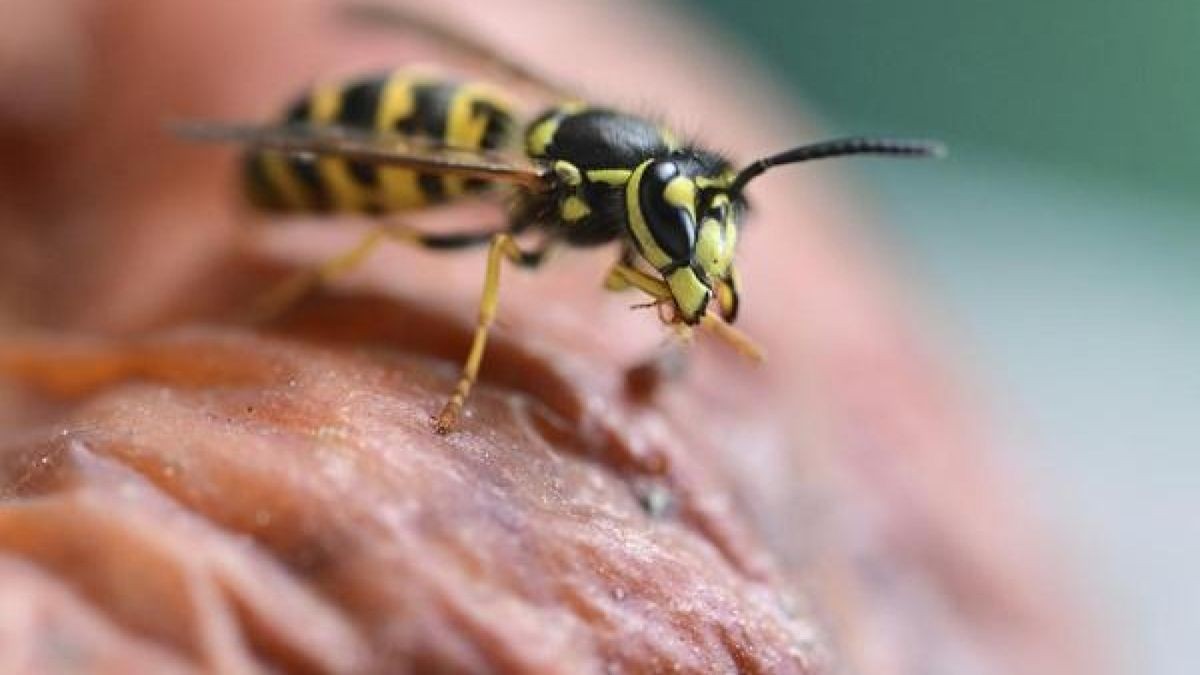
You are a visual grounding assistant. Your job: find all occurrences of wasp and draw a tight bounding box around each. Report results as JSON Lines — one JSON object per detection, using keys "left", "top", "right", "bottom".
{"left": 176, "top": 2, "right": 944, "bottom": 433}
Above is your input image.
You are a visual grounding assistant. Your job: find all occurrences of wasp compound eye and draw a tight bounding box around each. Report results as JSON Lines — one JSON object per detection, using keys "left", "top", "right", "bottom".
{"left": 638, "top": 160, "right": 697, "bottom": 266}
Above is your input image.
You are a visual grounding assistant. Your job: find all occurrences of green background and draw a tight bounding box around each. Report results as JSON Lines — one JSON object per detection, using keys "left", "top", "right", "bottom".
{"left": 695, "top": 0, "right": 1199, "bottom": 199}
{"left": 689, "top": 2, "right": 1198, "bottom": 675}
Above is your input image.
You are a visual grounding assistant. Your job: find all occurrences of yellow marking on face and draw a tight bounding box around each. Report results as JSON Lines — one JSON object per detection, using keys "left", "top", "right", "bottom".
{"left": 723, "top": 213, "right": 738, "bottom": 260}
{"left": 697, "top": 183, "right": 739, "bottom": 278}
{"left": 554, "top": 160, "right": 582, "bottom": 186}
{"left": 308, "top": 83, "right": 372, "bottom": 211}
{"left": 713, "top": 192, "right": 737, "bottom": 262}
{"left": 663, "top": 176, "right": 697, "bottom": 218}
{"left": 560, "top": 195, "right": 591, "bottom": 221}
{"left": 667, "top": 267, "right": 710, "bottom": 321}
{"left": 695, "top": 219, "right": 729, "bottom": 277}
{"left": 625, "top": 160, "right": 672, "bottom": 270}
{"left": 260, "top": 152, "right": 311, "bottom": 210}
{"left": 586, "top": 168, "right": 633, "bottom": 185}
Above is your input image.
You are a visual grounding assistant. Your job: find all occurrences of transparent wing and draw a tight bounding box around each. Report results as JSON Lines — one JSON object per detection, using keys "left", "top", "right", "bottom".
{"left": 339, "top": 1, "right": 577, "bottom": 101}
{"left": 173, "top": 121, "right": 554, "bottom": 190}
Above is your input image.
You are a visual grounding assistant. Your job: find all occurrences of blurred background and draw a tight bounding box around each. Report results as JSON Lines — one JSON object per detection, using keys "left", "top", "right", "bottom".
{"left": 692, "top": 1, "right": 1198, "bottom": 674}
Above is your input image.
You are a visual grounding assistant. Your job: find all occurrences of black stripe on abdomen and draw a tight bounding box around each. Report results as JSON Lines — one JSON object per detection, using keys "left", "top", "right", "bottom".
{"left": 280, "top": 97, "right": 330, "bottom": 211}
{"left": 335, "top": 79, "right": 385, "bottom": 189}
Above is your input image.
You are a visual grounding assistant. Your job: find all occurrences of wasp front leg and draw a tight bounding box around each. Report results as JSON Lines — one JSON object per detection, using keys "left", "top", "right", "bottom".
{"left": 604, "top": 261, "right": 672, "bottom": 303}
{"left": 603, "top": 260, "right": 765, "bottom": 363}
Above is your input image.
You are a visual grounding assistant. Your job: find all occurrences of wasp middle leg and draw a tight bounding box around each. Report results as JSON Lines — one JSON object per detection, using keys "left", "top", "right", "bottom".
{"left": 603, "top": 261, "right": 765, "bottom": 363}
{"left": 435, "top": 232, "right": 553, "bottom": 433}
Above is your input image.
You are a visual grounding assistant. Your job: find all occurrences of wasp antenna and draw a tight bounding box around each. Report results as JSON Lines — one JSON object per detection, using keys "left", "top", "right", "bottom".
{"left": 730, "top": 137, "right": 946, "bottom": 195}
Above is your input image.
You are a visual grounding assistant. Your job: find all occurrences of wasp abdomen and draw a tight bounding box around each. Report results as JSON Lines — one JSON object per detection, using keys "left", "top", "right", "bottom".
{"left": 244, "top": 71, "right": 518, "bottom": 214}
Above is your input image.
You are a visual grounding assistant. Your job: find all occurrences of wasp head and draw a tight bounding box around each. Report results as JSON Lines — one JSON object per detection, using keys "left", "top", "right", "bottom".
{"left": 626, "top": 137, "right": 944, "bottom": 326}
{"left": 627, "top": 157, "right": 743, "bottom": 325}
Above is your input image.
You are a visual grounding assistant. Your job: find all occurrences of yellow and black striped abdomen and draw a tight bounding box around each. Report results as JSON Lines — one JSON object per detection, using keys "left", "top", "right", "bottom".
{"left": 244, "top": 71, "right": 518, "bottom": 214}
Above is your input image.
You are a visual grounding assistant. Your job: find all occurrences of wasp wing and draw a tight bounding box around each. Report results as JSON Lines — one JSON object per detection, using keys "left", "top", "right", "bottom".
{"left": 173, "top": 121, "right": 554, "bottom": 190}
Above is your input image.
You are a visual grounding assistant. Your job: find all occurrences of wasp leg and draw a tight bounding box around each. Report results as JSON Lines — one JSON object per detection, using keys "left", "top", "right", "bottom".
{"left": 434, "top": 233, "right": 551, "bottom": 434}
{"left": 603, "top": 263, "right": 765, "bottom": 363}
{"left": 604, "top": 263, "right": 672, "bottom": 300}
{"left": 603, "top": 248, "right": 641, "bottom": 292}
{"left": 340, "top": 2, "right": 575, "bottom": 101}
{"left": 248, "top": 227, "right": 390, "bottom": 323}
{"left": 248, "top": 224, "right": 501, "bottom": 323}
